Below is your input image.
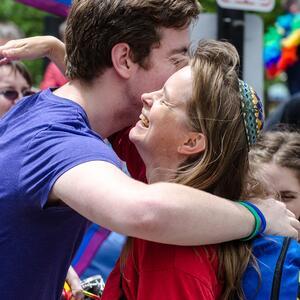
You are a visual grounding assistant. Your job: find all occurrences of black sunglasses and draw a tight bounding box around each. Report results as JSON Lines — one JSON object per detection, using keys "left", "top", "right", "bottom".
{"left": 0, "top": 89, "right": 35, "bottom": 101}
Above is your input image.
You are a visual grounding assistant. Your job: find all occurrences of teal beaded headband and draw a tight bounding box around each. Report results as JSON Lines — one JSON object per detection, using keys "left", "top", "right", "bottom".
{"left": 238, "top": 79, "right": 264, "bottom": 148}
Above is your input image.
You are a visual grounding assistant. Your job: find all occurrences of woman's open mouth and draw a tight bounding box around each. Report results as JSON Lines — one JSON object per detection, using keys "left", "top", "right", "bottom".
{"left": 139, "top": 113, "right": 149, "bottom": 128}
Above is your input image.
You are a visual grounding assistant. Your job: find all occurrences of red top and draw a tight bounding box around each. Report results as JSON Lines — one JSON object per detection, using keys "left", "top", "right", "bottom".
{"left": 102, "top": 239, "right": 222, "bottom": 299}
{"left": 40, "top": 62, "right": 68, "bottom": 90}
{"left": 109, "top": 127, "right": 147, "bottom": 183}
{"left": 106, "top": 129, "right": 222, "bottom": 299}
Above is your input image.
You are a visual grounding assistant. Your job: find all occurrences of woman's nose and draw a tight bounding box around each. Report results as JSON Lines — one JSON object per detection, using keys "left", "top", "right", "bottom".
{"left": 141, "top": 93, "right": 153, "bottom": 108}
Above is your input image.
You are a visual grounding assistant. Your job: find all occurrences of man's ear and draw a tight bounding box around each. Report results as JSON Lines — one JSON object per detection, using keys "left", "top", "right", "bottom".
{"left": 178, "top": 132, "right": 206, "bottom": 155}
{"left": 111, "top": 43, "right": 136, "bottom": 79}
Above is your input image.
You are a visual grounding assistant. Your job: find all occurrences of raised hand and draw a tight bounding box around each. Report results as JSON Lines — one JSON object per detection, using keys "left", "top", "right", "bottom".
{"left": 0, "top": 36, "right": 66, "bottom": 72}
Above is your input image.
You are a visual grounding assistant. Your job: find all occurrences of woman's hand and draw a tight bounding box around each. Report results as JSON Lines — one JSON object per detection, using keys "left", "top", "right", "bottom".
{"left": 252, "top": 198, "right": 300, "bottom": 239}
{"left": 0, "top": 36, "right": 66, "bottom": 73}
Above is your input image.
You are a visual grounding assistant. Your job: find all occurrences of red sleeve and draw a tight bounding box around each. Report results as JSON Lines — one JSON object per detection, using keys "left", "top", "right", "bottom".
{"left": 109, "top": 127, "right": 147, "bottom": 182}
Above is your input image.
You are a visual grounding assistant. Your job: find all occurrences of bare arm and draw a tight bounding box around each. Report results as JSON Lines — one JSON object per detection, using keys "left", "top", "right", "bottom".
{"left": 3, "top": 38, "right": 297, "bottom": 241}
{"left": 0, "top": 36, "right": 66, "bottom": 73}
{"left": 51, "top": 161, "right": 299, "bottom": 245}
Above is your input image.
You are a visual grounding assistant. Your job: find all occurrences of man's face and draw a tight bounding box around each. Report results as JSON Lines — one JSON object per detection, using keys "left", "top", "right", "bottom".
{"left": 127, "top": 26, "right": 190, "bottom": 121}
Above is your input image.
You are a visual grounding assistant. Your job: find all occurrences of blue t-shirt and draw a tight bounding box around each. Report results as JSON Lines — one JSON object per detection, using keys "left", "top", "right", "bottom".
{"left": 0, "top": 89, "right": 121, "bottom": 299}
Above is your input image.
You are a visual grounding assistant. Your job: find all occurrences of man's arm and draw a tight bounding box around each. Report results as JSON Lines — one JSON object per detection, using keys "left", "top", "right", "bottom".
{"left": 51, "top": 161, "right": 299, "bottom": 245}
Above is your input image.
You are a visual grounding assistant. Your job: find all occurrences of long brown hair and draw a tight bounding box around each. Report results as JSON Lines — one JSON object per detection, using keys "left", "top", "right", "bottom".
{"left": 172, "top": 40, "right": 255, "bottom": 299}
{"left": 122, "top": 40, "right": 259, "bottom": 299}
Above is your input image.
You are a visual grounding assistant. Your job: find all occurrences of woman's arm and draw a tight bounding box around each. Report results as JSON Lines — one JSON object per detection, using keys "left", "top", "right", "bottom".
{"left": 0, "top": 36, "right": 66, "bottom": 73}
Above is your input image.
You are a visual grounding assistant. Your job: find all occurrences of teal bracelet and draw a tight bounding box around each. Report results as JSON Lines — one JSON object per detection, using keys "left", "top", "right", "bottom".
{"left": 239, "top": 201, "right": 262, "bottom": 241}
{"left": 243, "top": 201, "right": 267, "bottom": 233}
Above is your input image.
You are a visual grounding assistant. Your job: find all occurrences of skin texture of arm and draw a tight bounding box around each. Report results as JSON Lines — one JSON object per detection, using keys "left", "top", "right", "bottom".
{"left": 1, "top": 37, "right": 299, "bottom": 241}
{"left": 51, "top": 161, "right": 299, "bottom": 245}
{"left": 0, "top": 36, "right": 66, "bottom": 73}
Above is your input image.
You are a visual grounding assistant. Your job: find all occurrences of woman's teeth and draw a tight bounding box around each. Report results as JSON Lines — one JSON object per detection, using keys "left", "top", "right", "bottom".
{"left": 140, "top": 114, "right": 149, "bottom": 127}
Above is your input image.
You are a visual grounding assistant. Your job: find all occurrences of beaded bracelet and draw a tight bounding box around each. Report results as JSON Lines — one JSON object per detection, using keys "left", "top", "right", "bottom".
{"left": 242, "top": 201, "right": 267, "bottom": 234}
{"left": 239, "top": 201, "right": 262, "bottom": 241}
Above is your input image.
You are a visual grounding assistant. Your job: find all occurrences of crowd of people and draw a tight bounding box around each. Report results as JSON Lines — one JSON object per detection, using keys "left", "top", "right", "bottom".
{"left": 0, "top": 0, "right": 299, "bottom": 299}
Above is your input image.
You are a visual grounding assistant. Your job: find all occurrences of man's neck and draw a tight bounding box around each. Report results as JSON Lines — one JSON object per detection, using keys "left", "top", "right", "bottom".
{"left": 53, "top": 71, "right": 138, "bottom": 138}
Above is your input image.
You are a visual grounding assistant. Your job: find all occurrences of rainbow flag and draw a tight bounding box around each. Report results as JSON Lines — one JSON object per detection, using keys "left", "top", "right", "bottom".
{"left": 15, "top": 0, "right": 72, "bottom": 17}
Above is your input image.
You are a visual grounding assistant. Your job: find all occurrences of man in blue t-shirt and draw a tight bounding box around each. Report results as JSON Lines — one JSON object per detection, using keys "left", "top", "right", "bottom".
{"left": 0, "top": 1, "right": 298, "bottom": 299}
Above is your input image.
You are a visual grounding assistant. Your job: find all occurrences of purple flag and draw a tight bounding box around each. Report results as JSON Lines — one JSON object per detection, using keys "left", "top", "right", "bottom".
{"left": 15, "top": 0, "right": 72, "bottom": 17}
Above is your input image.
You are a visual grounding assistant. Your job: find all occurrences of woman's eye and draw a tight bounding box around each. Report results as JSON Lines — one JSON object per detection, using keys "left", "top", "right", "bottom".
{"left": 159, "top": 98, "right": 166, "bottom": 105}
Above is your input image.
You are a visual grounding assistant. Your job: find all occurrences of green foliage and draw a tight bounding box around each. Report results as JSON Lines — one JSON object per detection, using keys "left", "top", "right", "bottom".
{"left": 199, "top": 0, "right": 217, "bottom": 12}
{"left": 0, "top": 0, "right": 48, "bottom": 86}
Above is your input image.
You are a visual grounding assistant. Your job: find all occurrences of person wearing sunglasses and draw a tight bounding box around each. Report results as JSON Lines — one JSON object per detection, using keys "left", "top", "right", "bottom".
{"left": 0, "top": 61, "right": 33, "bottom": 117}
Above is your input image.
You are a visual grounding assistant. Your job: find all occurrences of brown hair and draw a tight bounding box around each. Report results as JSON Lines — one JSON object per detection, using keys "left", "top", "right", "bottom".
{"left": 121, "top": 40, "right": 259, "bottom": 299}
{"left": 1, "top": 61, "right": 32, "bottom": 87}
{"left": 249, "top": 130, "right": 300, "bottom": 183}
{"left": 64, "top": 0, "right": 200, "bottom": 82}
{"left": 172, "top": 40, "right": 254, "bottom": 299}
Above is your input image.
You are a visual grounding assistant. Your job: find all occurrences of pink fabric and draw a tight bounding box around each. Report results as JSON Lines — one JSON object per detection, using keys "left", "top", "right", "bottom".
{"left": 15, "top": 0, "right": 70, "bottom": 17}
{"left": 74, "top": 227, "right": 111, "bottom": 276}
{"left": 40, "top": 63, "right": 68, "bottom": 90}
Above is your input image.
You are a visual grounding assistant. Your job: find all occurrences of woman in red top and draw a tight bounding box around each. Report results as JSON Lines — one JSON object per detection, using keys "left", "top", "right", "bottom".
{"left": 102, "top": 40, "right": 263, "bottom": 299}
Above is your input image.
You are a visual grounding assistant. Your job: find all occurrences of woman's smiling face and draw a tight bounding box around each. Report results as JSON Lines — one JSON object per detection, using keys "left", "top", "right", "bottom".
{"left": 129, "top": 66, "right": 193, "bottom": 173}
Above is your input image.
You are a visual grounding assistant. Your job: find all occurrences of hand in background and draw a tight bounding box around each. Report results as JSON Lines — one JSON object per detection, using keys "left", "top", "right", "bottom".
{"left": 0, "top": 36, "right": 66, "bottom": 73}
{"left": 66, "top": 266, "right": 84, "bottom": 300}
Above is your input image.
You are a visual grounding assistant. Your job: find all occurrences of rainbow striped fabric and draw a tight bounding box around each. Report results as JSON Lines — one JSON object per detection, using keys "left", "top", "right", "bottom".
{"left": 72, "top": 224, "right": 126, "bottom": 281}
{"left": 15, "top": 0, "right": 72, "bottom": 17}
